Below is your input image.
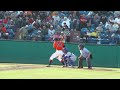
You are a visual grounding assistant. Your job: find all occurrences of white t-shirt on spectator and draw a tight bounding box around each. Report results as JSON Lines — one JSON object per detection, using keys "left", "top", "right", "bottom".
{"left": 79, "top": 48, "right": 90, "bottom": 58}
{"left": 62, "top": 20, "right": 70, "bottom": 28}
{"left": 17, "top": 11, "right": 23, "bottom": 15}
{"left": 87, "top": 32, "right": 91, "bottom": 36}
{"left": 87, "top": 11, "right": 94, "bottom": 16}
{"left": 105, "top": 22, "right": 112, "bottom": 29}
{"left": 114, "top": 11, "right": 120, "bottom": 17}
{"left": 52, "top": 15, "right": 60, "bottom": 22}
{"left": 115, "top": 18, "right": 120, "bottom": 24}
{"left": 48, "top": 29, "right": 55, "bottom": 37}
{"left": 109, "top": 19, "right": 115, "bottom": 23}
{"left": 112, "top": 24, "right": 119, "bottom": 31}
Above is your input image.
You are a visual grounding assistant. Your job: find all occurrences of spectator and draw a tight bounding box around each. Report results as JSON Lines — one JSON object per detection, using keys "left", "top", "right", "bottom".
{"left": 41, "top": 25, "right": 48, "bottom": 41}
{"left": 100, "top": 15, "right": 107, "bottom": 25}
{"left": 92, "top": 14, "right": 100, "bottom": 28}
{"left": 80, "top": 14, "right": 87, "bottom": 29}
{"left": 46, "top": 14, "right": 52, "bottom": 22}
{"left": 114, "top": 15, "right": 120, "bottom": 25}
{"left": 63, "top": 26, "right": 71, "bottom": 42}
{"left": 48, "top": 25, "right": 55, "bottom": 40}
{"left": 112, "top": 22, "right": 119, "bottom": 32}
{"left": 56, "top": 25, "right": 62, "bottom": 33}
{"left": 109, "top": 32, "right": 117, "bottom": 45}
{"left": 52, "top": 13, "right": 60, "bottom": 22}
{"left": 96, "top": 23, "right": 104, "bottom": 33}
{"left": 72, "top": 19, "right": 79, "bottom": 31}
{"left": 114, "top": 11, "right": 120, "bottom": 17}
{"left": 105, "top": 21, "right": 111, "bottom": 30}
{"left": 3, "top": 17, "right": 8, "bottom": 24}
{"left": 90, "top": 30, "right": 98, "bottom": 38}
{"left": 85, "top": 30, "right": 91, "bottom": 42}
{"left": 1, "top": 24, "right": 7, "bottom": 33}
{"left": 19, "top": 25, "right": 28, "bottom": 40}
{"left": 61, "top": 17, "right": 70, "bottom": 28}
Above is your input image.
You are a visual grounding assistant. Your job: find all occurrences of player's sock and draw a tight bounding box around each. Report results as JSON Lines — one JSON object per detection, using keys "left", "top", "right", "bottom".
{"left": 46, "top": 60, "right": 53, "bottom": 67}
{"left": 61, "top": 60, "right": 65, "bottom": 65}
{"left": 49, "top": 60, "right": 53, "bottom": 65}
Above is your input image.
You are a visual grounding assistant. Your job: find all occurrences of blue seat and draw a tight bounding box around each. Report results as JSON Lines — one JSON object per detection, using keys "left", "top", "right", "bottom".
{"left": 81, "top": 28, "right": 88, "bottom": 34}
{"left": 91, "top": 24, "right": 95, "bottom": 29}
{"left": 87, "top": 38, "right": 98, "bottom": 44}
{"left": 100, "top": 38, "right": 110, "bottom": 44}
{"left": 99, "top": 32, "right": 106, "bottom": 39}
{"left": 44, "top": 35, "right": 50, "bottom": 41}
{"left": 90, "top": 28, "right": 94, "bottom": 32}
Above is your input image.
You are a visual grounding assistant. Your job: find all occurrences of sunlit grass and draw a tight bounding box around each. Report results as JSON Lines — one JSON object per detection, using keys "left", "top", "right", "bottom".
{"left": 0, "top": 63, "right": 120, "bottom": 79}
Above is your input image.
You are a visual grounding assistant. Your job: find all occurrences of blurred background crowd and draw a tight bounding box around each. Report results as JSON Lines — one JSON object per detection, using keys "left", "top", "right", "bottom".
{"left": 0, "top": 11, "right": 120, "bottom": 45}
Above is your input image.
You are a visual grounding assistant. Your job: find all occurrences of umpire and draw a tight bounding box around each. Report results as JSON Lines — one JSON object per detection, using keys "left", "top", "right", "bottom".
{"left": 78, "top": 44, "right": 92, "bottom": 69}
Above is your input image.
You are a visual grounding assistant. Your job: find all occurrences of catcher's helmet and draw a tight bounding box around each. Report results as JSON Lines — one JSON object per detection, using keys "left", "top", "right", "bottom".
{"left": 62, "top": 47, "right": 68, "bottom": 53}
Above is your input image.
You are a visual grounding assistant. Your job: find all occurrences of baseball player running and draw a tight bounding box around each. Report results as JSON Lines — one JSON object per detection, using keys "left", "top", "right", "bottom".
{"left": 46, "top": 38, "right": 65, "bottom": 67}
{"left": 78, "top": 44, "right": 92, "bottom": 69}
{"left": 62, "top": 47, "right": 77, "bottom": 68}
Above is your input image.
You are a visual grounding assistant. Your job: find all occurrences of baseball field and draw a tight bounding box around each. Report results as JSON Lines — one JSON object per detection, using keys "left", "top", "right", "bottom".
{"left": 0, "top": 63, "right": 120, "bottom": 79}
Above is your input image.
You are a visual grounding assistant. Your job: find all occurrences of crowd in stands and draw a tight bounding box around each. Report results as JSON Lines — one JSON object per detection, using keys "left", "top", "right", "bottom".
{"left": 0, "top": 11, "right": 120, "bottom": 45}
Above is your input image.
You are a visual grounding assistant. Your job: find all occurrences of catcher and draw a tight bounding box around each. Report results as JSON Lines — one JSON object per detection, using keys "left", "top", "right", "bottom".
{"left": 62, "top": 47, "right": 77, "bottom": 68}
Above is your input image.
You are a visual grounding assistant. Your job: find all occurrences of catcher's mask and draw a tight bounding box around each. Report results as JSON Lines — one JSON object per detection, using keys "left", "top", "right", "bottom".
{"left": 62, "top": 47, "right": 68, "bottom": 53}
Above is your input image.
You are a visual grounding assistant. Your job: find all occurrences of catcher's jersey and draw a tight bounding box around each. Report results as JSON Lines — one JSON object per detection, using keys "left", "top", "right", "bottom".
{"left": 53, "top": 41, "right": 64, "bottom": 50}
{"left": 64, "top": 52, "right": 77, "bottom": 61}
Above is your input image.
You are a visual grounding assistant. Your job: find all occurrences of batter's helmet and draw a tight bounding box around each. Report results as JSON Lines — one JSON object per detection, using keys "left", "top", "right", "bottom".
{"left": 54, "top": 38, "right": 59, "bottom": 41}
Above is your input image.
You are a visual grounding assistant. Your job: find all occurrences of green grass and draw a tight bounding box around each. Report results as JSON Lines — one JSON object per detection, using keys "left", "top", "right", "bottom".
{"left": 0, "top": 63, "right": 120, "bottom": 79}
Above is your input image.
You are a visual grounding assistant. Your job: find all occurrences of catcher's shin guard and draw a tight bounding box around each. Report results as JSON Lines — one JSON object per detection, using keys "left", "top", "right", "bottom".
{"left": 69, "top": 59, "right": 74, "bottom": 66}
{"left": 64, "top": 59, "right": 69, "bottom": 67}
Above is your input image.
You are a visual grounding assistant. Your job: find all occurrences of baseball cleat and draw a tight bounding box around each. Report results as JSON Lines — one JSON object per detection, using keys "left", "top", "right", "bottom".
{"left": 62, "top": 65, "right": 67, "bottom": 68}
{"left": 46, "top": 65, "right": 51, "bottom": 67}
{"left": 68, "top": 66, "right": 75, "bottom": 68}
{"left": 78, "top": 66, "right": 83, "bottom": 68}
{"left": 88, "top": 67, "right": 92, "bottom": 69}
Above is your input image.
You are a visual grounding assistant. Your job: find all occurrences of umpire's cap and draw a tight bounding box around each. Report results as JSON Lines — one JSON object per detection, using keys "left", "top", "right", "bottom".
{"left": 78, "top": 44, "right": 85, "bottom": 48}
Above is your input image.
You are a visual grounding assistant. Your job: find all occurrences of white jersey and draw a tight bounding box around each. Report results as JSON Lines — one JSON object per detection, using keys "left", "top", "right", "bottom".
{"left": 80, "top": 48, "right": 90, "bottom": 58}
{"left": 64, "top": 52, "right": 77, "bottom": 61}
